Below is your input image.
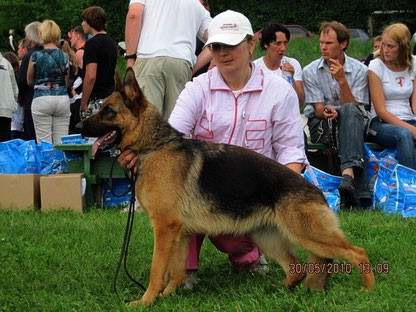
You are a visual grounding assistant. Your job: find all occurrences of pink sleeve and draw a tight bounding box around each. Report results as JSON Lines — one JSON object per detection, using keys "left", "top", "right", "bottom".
{"left": 271, "top": 87, "right": 308, "bottom": 166}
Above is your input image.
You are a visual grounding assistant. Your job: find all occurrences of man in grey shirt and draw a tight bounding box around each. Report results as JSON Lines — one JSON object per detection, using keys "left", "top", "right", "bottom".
{"left": 303, "top": 21, "right": 370, "bottom": 209}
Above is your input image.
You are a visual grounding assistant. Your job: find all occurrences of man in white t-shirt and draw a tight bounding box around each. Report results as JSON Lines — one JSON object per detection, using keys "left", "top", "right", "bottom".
{"left": 254, "top": 22, "right": 304, "bottom": 107}
{"left": 125, "top": 0, "right": 212, "bottom": 118}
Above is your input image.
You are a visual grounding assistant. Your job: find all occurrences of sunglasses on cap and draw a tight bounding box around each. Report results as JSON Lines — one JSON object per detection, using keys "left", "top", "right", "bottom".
{"left": 207, "top": 38, "right": 248, "bottom": 52}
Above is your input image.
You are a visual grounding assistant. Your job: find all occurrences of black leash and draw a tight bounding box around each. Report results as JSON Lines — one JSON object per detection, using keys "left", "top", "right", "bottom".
{"left": 109, "top": 139, "right": 180, "bottom": 298}
{"left": 110, "top": 155, "right": 146, "bottom": 299}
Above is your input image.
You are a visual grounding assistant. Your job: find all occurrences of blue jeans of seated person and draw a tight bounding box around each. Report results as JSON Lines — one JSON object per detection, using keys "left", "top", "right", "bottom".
{"left": 369, "top": 118, "right": 416, "bottom": 170}
{"left": 308, "top": 102, "right": 370, "bottom": 199}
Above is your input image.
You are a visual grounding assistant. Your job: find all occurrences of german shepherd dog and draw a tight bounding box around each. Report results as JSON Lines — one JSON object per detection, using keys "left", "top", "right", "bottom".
{"left": 81, "top": 68, "right": 375, "bottom": 305}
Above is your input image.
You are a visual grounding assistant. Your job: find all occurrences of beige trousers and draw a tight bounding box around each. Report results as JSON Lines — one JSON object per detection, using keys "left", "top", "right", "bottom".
{"left": 31, "top": 95, "right": 70, "bottom": 144}
{"left": 133, "top": 56, "right": 192, "bottom": 119}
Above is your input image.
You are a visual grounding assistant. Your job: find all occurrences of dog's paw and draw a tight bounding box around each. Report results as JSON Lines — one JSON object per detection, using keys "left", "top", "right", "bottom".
{"left": 128, "top": 293, "right": 157, "bottom": 306}
{"left": 281, "top": 272, "right": 306, "bottom": 288}
{"left": 128, "top": 300, "right": 141, "bottom": 307}
{"left": 128, "top": 299, "right": 153, "bottom": 307}
{"left": 304, "top": 274, "right": 328, "bottom": 291}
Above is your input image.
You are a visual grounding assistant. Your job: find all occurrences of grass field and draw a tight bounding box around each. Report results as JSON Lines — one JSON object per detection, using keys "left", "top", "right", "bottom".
{"left": 1, "top": 208, "right": 415, "bottom": 312}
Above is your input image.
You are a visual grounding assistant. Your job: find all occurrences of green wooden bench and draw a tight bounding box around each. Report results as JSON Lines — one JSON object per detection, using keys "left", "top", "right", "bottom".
{"left": 54, "top": 144, "right": 125, "bottom": 205}
{"left": 307, "top": 142, "right": 384, "bottom": 151}
{"left": 306, "top": 142, "right": 384, "bottom": 174}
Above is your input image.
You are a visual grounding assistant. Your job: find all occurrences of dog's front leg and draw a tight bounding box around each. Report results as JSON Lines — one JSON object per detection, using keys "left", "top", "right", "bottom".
{"left": 162, "top": 234, "right": 190, "bottom": 296}
{"left": 131, "top": 219, "right": 183, "bottom": 306}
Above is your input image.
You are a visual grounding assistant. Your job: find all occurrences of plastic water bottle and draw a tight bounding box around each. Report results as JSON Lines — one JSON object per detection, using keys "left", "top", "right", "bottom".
{"left": 281, "top": 61, "right": 293, "bottom": 86}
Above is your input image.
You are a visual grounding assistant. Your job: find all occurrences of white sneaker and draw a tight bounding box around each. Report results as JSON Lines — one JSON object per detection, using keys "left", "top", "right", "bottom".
{"left": 252, "top": 254, "right": 269, "bottom": 274}
{"left": 184, "top": 270, "right": 198, "bottom": 290}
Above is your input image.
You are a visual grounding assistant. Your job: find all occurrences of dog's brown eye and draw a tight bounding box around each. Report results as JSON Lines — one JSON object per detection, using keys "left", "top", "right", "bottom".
{"left": 103, "top": 106, "right": 114, "bottom": 114}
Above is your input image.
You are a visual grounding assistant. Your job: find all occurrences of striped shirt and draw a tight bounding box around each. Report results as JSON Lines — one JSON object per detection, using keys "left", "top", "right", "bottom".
{"left": 302, "top": 54, "right": 369, "bottom": 118}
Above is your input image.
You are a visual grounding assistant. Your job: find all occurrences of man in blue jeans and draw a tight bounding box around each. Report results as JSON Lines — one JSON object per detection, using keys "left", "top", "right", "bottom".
{"left": 303, "top": 21, "right": 370, "bottom": 208}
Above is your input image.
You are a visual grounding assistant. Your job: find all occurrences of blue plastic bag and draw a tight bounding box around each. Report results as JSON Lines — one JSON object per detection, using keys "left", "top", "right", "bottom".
{"left": 21, "top": 140, "right": 40, "bottom": 173}
{"left": 385, "top": 165, "right": 416, "bottom": 218}
{"left": 101, "top": 178, "right": 132, "bottom": 208}
{"left": 61, "top": 134, "right": 87, "bottom": 144}
{"left": 373, "top": 163, "right": 394, "bottom": 210}
{"left": 365, "top": 144, "right": 398, "bottom": 192}
{"left": 303, "top": 166, "right": 342, "bottom": 212}
{"left": 365, "top": 144, "right": 378, "bottom": 187}
{"left": 40, "top": 149, "right": 67, "bottom": 174}
{"left": 0, "top": 139, "right": 43, "bottom": 174}
{"left": 0, "top": 141, "right": 24, "bottom": 173}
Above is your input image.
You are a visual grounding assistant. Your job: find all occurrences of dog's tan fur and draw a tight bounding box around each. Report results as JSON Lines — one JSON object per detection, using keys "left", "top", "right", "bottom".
{"left": 82, "top": 68, "right": 375, "bottom": 305}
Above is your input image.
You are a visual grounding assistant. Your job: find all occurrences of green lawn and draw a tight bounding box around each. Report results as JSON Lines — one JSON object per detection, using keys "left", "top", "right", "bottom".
{"left": 1, "top": 208, "right": 415, "bottom": 312}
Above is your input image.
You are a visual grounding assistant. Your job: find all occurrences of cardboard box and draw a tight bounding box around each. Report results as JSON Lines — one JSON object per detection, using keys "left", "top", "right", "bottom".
{"left": 40, "top": 173, "right": 85, "bottom": 212}
{"left": 0, "top": 174, "right": 41, "bottom": 211}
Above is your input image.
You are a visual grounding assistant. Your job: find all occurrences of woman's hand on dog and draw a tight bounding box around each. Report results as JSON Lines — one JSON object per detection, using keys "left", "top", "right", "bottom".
{"left": 118, "top": 150, "right": 138, "bottom": 175}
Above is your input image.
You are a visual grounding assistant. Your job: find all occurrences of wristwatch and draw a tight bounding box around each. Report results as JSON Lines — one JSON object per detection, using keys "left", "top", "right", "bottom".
{"left": 80, "top": 110, "right": 88, "bottom": 121}
{"left": 125, "top": 54, "right": 137, "bottom": 60}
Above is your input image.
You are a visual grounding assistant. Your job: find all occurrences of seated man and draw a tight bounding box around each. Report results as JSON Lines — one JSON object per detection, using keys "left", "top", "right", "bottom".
{"left": 303, "top": 21, "right": 370, "bottom": 208}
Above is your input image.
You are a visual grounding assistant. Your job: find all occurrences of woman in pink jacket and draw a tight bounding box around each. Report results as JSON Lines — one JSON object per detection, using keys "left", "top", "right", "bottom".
{"left": 168, "top": 10, "right": 307, "bottom": 288}
{"left": 119, "top": 10, "right": 307, "bottom": 289}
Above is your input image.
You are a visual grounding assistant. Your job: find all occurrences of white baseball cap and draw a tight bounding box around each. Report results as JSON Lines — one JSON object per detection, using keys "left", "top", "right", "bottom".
{"left": 205, "top": 10, "right": 254, "bottom": 47}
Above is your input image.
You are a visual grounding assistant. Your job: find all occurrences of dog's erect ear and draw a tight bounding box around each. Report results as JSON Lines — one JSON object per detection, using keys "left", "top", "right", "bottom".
{"left": 115, "top": 70, "right": 122, "bottom": 93}
{"left": 124, "top": 67, "right": 143, "bottom": 103}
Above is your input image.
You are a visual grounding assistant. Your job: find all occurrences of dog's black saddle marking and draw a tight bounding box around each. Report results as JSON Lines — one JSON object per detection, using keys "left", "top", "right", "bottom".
{"left": 197, "top": 144, "right": 314, "bottom": 220}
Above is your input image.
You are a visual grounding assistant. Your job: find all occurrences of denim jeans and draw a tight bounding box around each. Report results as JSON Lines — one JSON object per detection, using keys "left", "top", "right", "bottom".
{"left": 308, "top": 103, "right": 370, "bottom": 199}
{"left": 369, "top": 117, "right": 416, "bottom": 170}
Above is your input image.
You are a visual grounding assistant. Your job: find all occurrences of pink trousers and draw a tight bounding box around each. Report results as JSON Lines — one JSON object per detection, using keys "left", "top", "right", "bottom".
{"left": 185, "top": 234, "right": 260, "bottom": 270}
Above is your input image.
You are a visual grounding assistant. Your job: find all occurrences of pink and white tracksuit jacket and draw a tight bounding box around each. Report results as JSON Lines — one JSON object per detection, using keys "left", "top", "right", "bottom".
{"left": 169, "top": 63, "right": 307, "bottom": 166}
{"left": 168, "top": 63, "right": 308, "bottom": 270}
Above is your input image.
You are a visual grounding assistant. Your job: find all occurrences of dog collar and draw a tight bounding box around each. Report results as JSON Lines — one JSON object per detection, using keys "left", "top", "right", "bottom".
{"left": 136, "top": 136, "right": 181, "bottom": 161}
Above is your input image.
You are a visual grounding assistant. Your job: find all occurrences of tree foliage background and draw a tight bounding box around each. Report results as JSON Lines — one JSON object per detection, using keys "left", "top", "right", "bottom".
{"left": 0, "top": 0, "right": 129, "bottom": 49}
{"left": 0, "top": 0, "right": 415, "bottom": 50}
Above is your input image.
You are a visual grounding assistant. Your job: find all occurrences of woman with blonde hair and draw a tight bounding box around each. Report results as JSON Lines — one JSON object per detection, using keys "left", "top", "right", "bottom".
{"left": 368, "top": 23, "right": 416, "bottom": 169}
{"left": 60, "top": 39, "right": 77, "bottom": 76}
{"left": 27, "top": 19, "right": 70, "bottom": 144}
{"left": 60, "top": 39, "right": 78, "bottom": 100}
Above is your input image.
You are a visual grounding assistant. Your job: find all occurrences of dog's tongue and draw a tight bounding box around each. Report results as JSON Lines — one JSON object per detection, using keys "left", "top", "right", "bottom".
{"left": 91, "top": 135, "right": 108, "bottom": 157}
{"left": 90, "top": 130, "right": 118, "bottom": 156}
{"left": 91, "top": 139, "right": 100, "bottom": 157}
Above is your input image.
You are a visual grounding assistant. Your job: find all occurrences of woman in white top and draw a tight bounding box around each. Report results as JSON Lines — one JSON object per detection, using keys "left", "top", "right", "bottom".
{"left": 254, "top": 21, "right": 304, "bottom": 107}
{"left": 368, "top": 23, "right": 416, "bottom": 169}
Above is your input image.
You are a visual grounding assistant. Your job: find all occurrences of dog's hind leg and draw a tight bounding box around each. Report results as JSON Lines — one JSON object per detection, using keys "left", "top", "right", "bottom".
{"left": 300, "top": 237, "right": 375, "bottom": 291}
{"left": 162, "top": 234, "right": 190, "bottom": 297}
{"left": 252, "top": 229, "right": 305, "bottom": 288}
{"left": 278, "top": 203, "right": 375, "bottom": 291}
{"left": 135, "top": 218, "right": 184, "bottom": 306}
{"left": 303, "top": 253, "right": 333, "bottom": 290}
